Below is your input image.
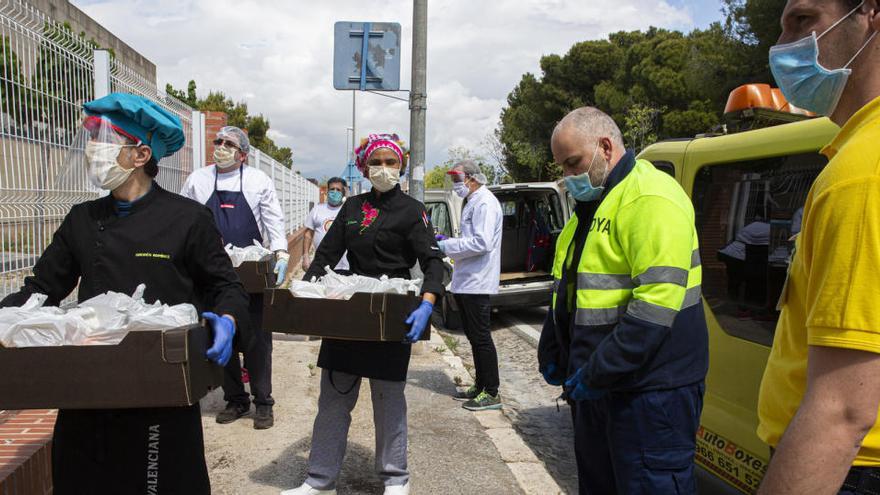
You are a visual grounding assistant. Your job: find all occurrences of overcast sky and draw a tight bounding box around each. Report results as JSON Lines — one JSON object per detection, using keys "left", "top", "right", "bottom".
{"left": 71, "top": 0, "right": 724, "bottom": 180}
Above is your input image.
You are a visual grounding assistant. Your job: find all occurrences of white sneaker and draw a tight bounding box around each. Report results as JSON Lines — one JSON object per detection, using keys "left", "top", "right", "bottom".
{"left": 383, "top": 482, "right": 410, "bottom": 495}
{"left": 280, "top": 483, "right": 337, "bottom": 495}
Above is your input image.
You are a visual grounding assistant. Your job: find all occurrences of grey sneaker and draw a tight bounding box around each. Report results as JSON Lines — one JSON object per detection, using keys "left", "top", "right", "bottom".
{"left": 462, "top": 391, "right": 502, "bottom": 411}
{"left": 453, "top": 385, "right": 481, "bottom": 402}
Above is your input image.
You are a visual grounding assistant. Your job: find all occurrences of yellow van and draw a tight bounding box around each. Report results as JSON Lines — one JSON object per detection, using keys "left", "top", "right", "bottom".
{"left": 638, "top": 89, "right": 839, "bottom": 494}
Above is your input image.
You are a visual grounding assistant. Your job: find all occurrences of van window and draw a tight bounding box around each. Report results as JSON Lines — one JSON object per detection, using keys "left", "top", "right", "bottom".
{"left": 692, "top": 152, "right": 827, "bottom": 346}
{"left": 425, "top": 201, "right": 452, "bottom": 238}
{"left": 502, "top": 201, "right": 517, "bottom": 216}
{"left": 653, "top": 161, "right": 675, "bottom": 177}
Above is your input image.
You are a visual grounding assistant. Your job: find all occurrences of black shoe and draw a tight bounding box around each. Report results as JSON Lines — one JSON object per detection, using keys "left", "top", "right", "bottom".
{"left": 254, "top": 405, "right": 274, "bottom": 430}
{"left": 216, "top": 402, "right": 250, "bottom": 424}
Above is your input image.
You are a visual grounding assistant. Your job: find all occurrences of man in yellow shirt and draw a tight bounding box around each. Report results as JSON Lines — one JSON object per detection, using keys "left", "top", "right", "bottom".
{"left": 757, "top": 1, "right": 880, "bottom": 494}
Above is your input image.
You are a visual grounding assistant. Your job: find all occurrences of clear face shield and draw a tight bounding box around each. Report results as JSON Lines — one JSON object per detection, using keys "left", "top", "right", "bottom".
{"left": 57, "top": 115, "right": 143, "bottom": 192}
{"left": 446, "top": 168, "right": 473, "bottom": 199}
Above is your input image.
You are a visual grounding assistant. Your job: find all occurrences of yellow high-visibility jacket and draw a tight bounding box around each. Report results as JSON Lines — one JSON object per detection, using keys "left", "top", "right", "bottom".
{"left": 539, "top": 154, "right": 709, "bottom": 391}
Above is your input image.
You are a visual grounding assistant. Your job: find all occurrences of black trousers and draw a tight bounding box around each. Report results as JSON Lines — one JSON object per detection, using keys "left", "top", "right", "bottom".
{"left": 455, "top": 293, "right": 499, "bottom": 396}
{"left": 223, "top": 293, "right": 274, "bottom": 406}
{"left": 52, "top": 404, "right": 209, "bottom": 495}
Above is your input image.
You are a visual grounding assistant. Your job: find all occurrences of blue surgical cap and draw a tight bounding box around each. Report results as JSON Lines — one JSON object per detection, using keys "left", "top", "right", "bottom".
{"left": 83, "top": 93, "right": 185, "bottom": 159}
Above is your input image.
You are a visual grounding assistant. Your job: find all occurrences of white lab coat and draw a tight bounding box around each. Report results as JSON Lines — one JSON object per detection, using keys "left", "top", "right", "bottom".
{"left": 180, "top": 164, "right": 288, "bottom": 252}
{"left": 441, "top": 186, "right": 503, "bottom": 295}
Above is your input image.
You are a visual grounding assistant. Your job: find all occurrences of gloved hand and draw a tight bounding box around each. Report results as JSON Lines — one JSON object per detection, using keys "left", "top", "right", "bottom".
{"left": 204, "top": 312, "right": 236, "bottom": 366}
{"left": 435, "top": 234, "right": 448, "bottom": 242}
{"left": 565, "top": 366, "right": 606, "bottom": 401}
{"left": 274, "top": 251, "right": 290, "bottom": 287}
{"left": 541, "top": 363, "right": 564, "bottom": 386}
{"left": 301, "top": 253, "right": 311, "bottom": 272}
{"left": 404, "top": 300, "right": 434, "bottom": 343}
{"left": 437, "top": 240, "right": 447, "bottom": 253}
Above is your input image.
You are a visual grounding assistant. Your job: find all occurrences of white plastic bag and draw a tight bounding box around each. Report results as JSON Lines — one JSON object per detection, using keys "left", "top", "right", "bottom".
{"left": 289, "top": 267, "right": 422, "bottom": 300}
{"left": 126, "top": 303, "right": 198, "bottom": 333}
{"left": 0, "top": 285, "right": 198, "bottom": 347}
{"left": 288, "top": 280, "right": 327, "bottom": 299}
{"left": 226, "top": 240, "right": 273, "bottom": 267}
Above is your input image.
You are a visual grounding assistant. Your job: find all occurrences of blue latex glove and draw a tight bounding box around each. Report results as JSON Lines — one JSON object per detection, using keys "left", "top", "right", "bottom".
{"left": 274, "top": 254, "right": 289, "bottom": 287}
{"left": 404, "top": 300, "right": 434, "bottom": 343}
{"left": 435, "top": 234, "right": 448, "bottom": 242}
{"left": 541, "top": 363, "right": 564, "bottom": 386}
{"left": 204, "top": 312, "right": 235, "bottom": 366}
{"left": 565, "top": 366, "right": 607, "bottom": 401}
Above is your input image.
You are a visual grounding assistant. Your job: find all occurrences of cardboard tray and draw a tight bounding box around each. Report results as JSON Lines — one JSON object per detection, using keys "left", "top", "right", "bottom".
{"left": 235, "top": 259, "right": 276, "bottom": 294}
{"left": 0, "top": 324, "right": 223, "bottom": 410}
{"left": 263, "top": 289, "right": 429, "bottom": 342}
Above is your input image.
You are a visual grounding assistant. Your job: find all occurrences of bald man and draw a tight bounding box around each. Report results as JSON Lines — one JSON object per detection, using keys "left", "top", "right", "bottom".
{"left": 538, "top": 107, "right": 708, "bottom": 494}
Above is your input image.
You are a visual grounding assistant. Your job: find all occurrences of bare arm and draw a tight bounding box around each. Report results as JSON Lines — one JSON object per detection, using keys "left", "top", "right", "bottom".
{"left": 758, "top": 345, "right": 880, "bottom": 495}
{"left": 302, "top": 229, "right": 314, "bottom": 257}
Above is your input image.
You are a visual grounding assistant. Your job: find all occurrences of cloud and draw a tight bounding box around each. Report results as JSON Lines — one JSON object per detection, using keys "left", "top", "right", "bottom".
{"left": 71, "top": 0, "right": 715, "bottom": 179}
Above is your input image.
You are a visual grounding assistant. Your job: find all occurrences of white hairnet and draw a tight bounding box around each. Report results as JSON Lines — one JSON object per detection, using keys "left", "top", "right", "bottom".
{"left": 217, "top": 126, "right": 250, "bottom": 153}
{"left": 456, "top": 159, "right": 488, "bottom": 184}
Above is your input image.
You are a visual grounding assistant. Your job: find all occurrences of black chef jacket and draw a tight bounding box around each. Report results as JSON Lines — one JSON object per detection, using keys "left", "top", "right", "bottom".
{"left": 305, "top": 184, "right": 444, "bottom": 381}
{"left": 0, "top": 183, "right": 251, "bottom": 495}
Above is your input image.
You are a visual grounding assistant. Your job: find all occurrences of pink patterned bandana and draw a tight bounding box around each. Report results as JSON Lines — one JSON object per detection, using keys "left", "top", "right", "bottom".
{"left": 354, "top": 133, "right": 406, "bottom": 172}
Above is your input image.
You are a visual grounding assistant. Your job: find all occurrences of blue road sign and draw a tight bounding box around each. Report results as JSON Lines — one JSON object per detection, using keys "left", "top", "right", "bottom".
{"left": 333, "top": 21, "right": 401, "bottom": 91}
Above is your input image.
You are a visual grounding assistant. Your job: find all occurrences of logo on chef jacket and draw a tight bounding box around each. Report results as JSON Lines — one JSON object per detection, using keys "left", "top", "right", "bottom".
{"left": 135, "top": 252, "right": 171, "bottom": 261}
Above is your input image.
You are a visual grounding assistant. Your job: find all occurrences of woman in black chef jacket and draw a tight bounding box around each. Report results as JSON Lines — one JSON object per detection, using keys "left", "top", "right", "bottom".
{"left": 283, "top": 133, "right": 444, "bottom": 495}
{"left": 0, "top": 93, "right": 250, "bottom": 495}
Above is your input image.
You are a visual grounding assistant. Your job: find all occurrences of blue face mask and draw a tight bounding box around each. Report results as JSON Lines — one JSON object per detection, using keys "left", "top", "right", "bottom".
{"left": 769, "top": 2, "right": 877, "bottom": 116}
{"left": 563, "top": 143, "right": 609, "bottom": 203}
{"left": 328, "top": 190, "right": 344, "bottom": 206}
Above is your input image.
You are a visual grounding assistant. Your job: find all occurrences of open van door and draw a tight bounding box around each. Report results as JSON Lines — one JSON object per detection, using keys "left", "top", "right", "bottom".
{"left": 488, "top": 182, "right": 569, "bottom": 309}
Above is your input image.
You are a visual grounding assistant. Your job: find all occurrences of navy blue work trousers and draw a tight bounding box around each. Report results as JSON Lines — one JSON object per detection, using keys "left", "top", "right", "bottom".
{"left": 572, "top": 382, "right": 705, "bottom": 494}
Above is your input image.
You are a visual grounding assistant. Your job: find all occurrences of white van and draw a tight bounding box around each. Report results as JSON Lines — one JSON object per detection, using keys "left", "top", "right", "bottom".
{"left": 424, "top": 183, "right": 570, "bottom": 327}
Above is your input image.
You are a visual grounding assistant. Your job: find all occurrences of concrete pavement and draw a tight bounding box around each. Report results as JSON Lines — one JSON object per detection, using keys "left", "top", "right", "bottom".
{"left": 200, "top": 331, "right": 546, "bottom": 494}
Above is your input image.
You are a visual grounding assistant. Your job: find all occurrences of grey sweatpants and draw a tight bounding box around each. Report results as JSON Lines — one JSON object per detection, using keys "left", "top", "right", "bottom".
{"left": 305, "top": 369, "right": 409, "bottom": 490}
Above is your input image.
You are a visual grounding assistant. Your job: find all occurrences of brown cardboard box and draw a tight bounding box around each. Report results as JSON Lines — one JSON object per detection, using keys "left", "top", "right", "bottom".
{"left": 262, "top": 289, "right": 428, "bottom": 342}
{"left": 0, "top": 324, "right": 223, "bottom": 410}
{"left": 235, "top": 259, "right": 276, "bottom": 294}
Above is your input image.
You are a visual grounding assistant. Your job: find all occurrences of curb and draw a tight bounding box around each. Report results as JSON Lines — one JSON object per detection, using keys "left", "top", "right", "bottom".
{"left": 431, "top": 330, "right": 563, "bottom": 495}
{"left": 498, "top": 313, "right": 541, "bottom": 348}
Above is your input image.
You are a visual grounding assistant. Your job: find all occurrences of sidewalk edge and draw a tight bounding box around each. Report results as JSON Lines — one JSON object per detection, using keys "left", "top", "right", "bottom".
{"left": 432, "top": 329, "right": 564, "bottom": 495}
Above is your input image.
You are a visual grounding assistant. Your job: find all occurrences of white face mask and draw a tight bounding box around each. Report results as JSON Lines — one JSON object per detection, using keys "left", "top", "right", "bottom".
{"left": 368, "top": 166, "right": 400, "bottom": 192}
{"left": 85, "top": 141, "right": 135, "bottom": 191}
{"left": 213, "top": 146, "right": 238, "bottom": 169}
{"left": 453, "top": 181, "right": 471, "bottom": 198}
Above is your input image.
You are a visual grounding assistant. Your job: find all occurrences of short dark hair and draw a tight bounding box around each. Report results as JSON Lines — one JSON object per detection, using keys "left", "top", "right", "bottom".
{"left": 121, "top": 137, "right": 159, "bottom": 178}
{"left": 327, "top": 177, "right": 347, "bottom": 188}
{"left": 144, "top": 157, "right": 159, "bottom": 178}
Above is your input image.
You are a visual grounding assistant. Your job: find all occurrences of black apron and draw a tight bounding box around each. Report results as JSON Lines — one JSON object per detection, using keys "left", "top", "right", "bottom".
{"left": 205, "top": 164, "right": 266, "bottom": 357}
{"left": 206, "top": 166, "right": 263, "bottom": 248}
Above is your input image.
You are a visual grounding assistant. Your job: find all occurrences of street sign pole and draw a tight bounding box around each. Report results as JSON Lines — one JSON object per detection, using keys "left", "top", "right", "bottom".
{"left": 333, "top": 20, "right": 402, "bottom": 196}
{"left": 409, "top": 0, "right": 427, "bottom": 203}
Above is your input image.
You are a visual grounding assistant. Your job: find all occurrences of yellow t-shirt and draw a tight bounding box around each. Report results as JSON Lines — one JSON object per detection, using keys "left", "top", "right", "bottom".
{"left": 757, "top": 96, "right": 880, "bottom": 465}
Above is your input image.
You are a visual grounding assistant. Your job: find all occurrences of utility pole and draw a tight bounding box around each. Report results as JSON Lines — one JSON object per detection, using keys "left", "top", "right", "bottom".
{"left": 409, "top": 0, "right": 427, "bottom": 202}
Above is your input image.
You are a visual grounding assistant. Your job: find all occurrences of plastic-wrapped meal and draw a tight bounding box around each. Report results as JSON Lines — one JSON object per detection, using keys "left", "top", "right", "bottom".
{"left": 288, "top": 267, "right": 422, "bottom": 300}
{"left": 0, "top": 284, "right": 198, "bottom": 348}
{"left": 225, "top": 240, "right": 273, "bottom": 267}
